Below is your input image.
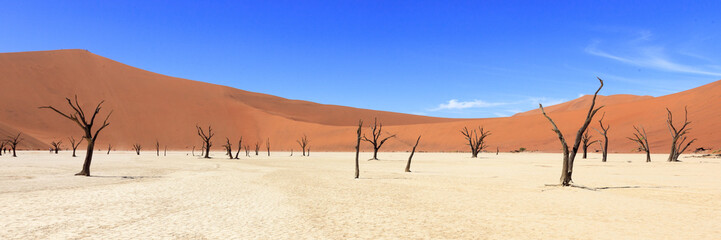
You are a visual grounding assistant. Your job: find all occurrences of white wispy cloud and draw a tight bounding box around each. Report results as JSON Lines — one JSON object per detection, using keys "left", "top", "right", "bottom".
{"left": 430, "top": 99, "right": 507, "bottom": 111}
{"left": 585, "top": 38, "right": 721, "bottom": 77}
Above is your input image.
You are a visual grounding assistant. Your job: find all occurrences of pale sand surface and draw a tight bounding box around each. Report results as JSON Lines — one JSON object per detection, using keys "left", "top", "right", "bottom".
{"left": 1, "top": 151, "right": 720, "bottom": 239}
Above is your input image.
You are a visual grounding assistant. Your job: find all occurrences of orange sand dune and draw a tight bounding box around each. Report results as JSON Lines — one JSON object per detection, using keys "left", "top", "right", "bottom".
{"left": 0, "top": 49, "right": 719, "bottom": 153}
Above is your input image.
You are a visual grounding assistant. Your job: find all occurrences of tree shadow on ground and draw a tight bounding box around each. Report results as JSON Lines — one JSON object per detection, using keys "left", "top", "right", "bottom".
{"left": 542, "top": 184, "right": 680, "bottom": 192}
{"left": 90, "top": 175, "right": 162, "bottom": 179}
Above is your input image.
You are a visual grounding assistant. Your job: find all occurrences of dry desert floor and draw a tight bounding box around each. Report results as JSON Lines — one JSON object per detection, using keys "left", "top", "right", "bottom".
{"left": 1, "top": 151, "right": 720, "bottom": 239}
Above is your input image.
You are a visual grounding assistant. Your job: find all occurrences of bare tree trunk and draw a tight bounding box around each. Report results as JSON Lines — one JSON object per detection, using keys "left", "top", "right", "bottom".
{"left": 355, "top": 120, "right": 363, "bottom": 179}
{"left": 164, "top": 146, "right": 167, "bottom": 156}
{"left": 156, "top": 140, "right": 160, "bottom": 156}
{"left": 234, "top": 137, "right": 242, "bottom": 159}
{"left": 405, "top": 136, "right": 421, "bottom": 172}
{"left": 266, "top": 138, "right": 270, "bottom": 156}
{"left": 107, "top": 144, "right": 112, "bottom": 154}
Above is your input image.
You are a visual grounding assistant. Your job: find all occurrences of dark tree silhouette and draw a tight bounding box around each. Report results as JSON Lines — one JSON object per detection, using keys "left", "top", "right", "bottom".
{"left": 107, "top": 144, "right": 112, "bottom": 154}
{"left": 266, "top": 138, "right": 270, "bottom": 156}
{"left": 0, "top": 141, "right": 6, "bottom": 156}
{"left": 196, "top": 125, "right": 214, "bottom": 159}
{"left": 234, "top": 137, "right": 243, "bottom": 159}
{"left": 628, "top": 125, "right": 651, "bottom": 162}
{"left": 155, "top": 140, "right": 160, "bottom": 156}
{"left": 254, "top": 142, "right": 259, "bottom": 156}
{"left": 354, "top": 120, "right": 363, "bottom": 179}
{"left": 540, "top": 78, "right": 604, "bottom": 186}
{"left": 593, "top": 113, "right": 610, "bottom": 162}
{"left": 297, "top": 134, "right": 309, "bottom": 156}
{"left": 39, "top": 96, "right": 112, "bottom": 176}
{"left": 245, "top": 144, "right": 250, "bottom": 157}
{"left": 192, "top": 146, "right": 195, "bottom": 156}
{"left": 405, "top": 135, "right": 422, "bottom": 173}
{"left": 6, "top": 133, "right": 23, "bottom": 157}
{"left": 666, "top": 107, "right": 696, "bottom": 162}
{"left": 51, "top": 140, "right": 63, "bottom": 154}
{"left": 132, "top": 144, "right": 142, "bottom": 155}
{"left": 361, "top": 118, "right": 396, "bottom": 160}
{"left": 460, "top": 126, "right": 491, "bottom": 158}
{"left": 222, "top": 137, "right": 234, "bottom": 159}
{"left": 581, "top": 130, "right": 598, "bottom": 159}
{"left": 69, "top": 136, "right": 83, "bottom": 157}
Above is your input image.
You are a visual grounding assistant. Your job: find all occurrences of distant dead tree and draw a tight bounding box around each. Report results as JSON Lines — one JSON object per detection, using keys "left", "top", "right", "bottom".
{"left": 405, "top": 135, "right": 422, "bottom": 173}
{"left": 132, "top": 143, "right": 142, "bottom": 155}
{"left": 51, "top": 140, "right": 63, "bottom": 154}
{"left": 196, "top": 125, "right": 214, "bottom": 159}
{"left": 354, "top": 120, "right": 363, "bottom": 179}
{"left": 628, "top": 125, "right": 651, "bottom": 162}
{"left": 164, "top": 146, "right": 167, "bottom": 156}
{"left": 361, "top": 118, "right": 396, "bottom": 160}
{"left": 460, "top": 126, "right": 491, "bottom": 158}
{"left": 540, "top": 78, "right": 604, "bottom": 186}
{"left": 107, "top": 144, "right": 112, "bottom": 154}
{"left": 496, "top": 146, "right": 499, "bottom": 155}
{"left": 0, "top": 141, "right": 6, "bottom": 156}
{"left": 666, "top": 107, "right": 696, "bottom": 162}
{"left": 68, "top": 136, "right": 84, "bottom": 157}
{"left": 245, "top": 144, "right": 250, "bottom": 157}
{"left": 6, "top": 133, "right": 23, "bottom": 157}
{"left": 297, "top": 134, "right": 309, "bottom": 156}
{"left": 266, "top": 138, "right": 271, "bottom": 156}
{"left": 39, "top": 96, "right": 112, "bottom": 176}
{"left": 234, "top": 137, "right": 243, "bottom": 159}
{"left": 155, "top": 140, "right": 160, "bottom": 156}
{"left": 254, "top": 142, "right": 259, "bottom": 156}
{"left": 581, "top": 130, "right": 598, "bottom": 159}
{"left": 593, "top": 113, "right": 610, "bottom": 162}
{"left": 222, "top": 137, "right": 234, "bottom": 159}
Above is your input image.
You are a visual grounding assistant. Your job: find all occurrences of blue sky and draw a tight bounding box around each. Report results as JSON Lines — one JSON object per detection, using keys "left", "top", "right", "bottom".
{"left": 2, "top": 1, "right": 720, "bottom": 118}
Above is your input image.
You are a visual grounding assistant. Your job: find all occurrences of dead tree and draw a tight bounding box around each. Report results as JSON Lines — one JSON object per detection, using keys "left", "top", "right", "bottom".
{"left": 245, "top": 145, "right": 250, "bottom": 157}
{"left": 361, "top": 118, "right": 396, "bottom": 160}
{"left": 628, "top": 125, "right": 651, "bottom": 162}
{"left": 223, "top": 137, "right": 234, "bottom": 159}
{"left": 196, "top": 125, "right": 214, "bottom": 158}
{"left": 581, "top": 130, "right": 598, "bottom": 159}
{"left": 6, "top": 133, "right": 23, "bottom": 157}
{"left": 192, "top": 146, "right": 195, "bottom": 156}
{"left": 354, "top": 120, "right": 363, "bottom": 179}
{"left": 540, "top": 77, "right": 604, "bottom": 186}
{"left": 132, "top": 144, "right": 142, "bottom": 155}
{"left": 593, "top": 113, "right": 610, "bottom": 162}
{"left": 266, "top": 138, "right": 270, "bottom": 156}
{"left": 69, "top": 136, "right": 83, "bottom": 157}
{"left": 254, "top": 142, "right": 259, "bottom": 156}
{"left": 496, "top": 147, "right": 499, "bottom": 155}
{"left": 297, "top": 134, "right": 309, "bottom": 156}
{"left": 39, "top": 96, "right": 112, "bottom": 176}
{"left": 51, "top": 140, "right": 63, "bottom": 154}
{"left": 107, "top": 144, "right": 112, "bottom": 154}
{"left": 155, "top": 140, "right": 160, "bottom": 156}
{"left": 666, "top": 107, "right": 696, "bottom": 162}
{"left": 0, "top": 141, "right": 6, "bottom": 156}
{"left": 164, "top": 146, "right": 167, "bottom": 156}
{"left": 460, "top": 126, "right": 491, "bottom": 158}
{"left": 234, "top": 137, "right": 243, "bottom": 159}
{"left": 405, "top": 135, "right": 422, "bottom": 173}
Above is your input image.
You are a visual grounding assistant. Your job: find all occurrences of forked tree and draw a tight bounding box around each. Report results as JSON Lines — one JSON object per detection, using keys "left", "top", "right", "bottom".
{"left": 69, "top": 136, "right": 84, "bottom": 157}
{"left": 107, "top": 144, "right": 112, "bottom": 154}
{"left": 628, "top": 125, "right": 651, "bottom": 162}
{"left": 404, "top": 135, "right": 422, "bottom": 173}
{"left": 266, "top": 138, "right": 270, "bottom": 156}
{"left": 540, "top": 78, "right": 604, "bottom": 186}
{"left": 39, "top": 96, "right": 112, "bottom": 176}
{"left": 361, "top": 118, "right": 396, "bottom": 160}
{"left": 222, "top": 137, "right": 234, "bottom": 159}
{"left": 354, "top": 119, "right": 363, "bottom": 179}
{"left": 297, "top": 134, "right": 309, "bottom": 156}
{"left": 460, "top": 126, "right": 491, "bottom": 158}
{"left": 51, "top": 140, "right": 63, "bottom": 154}
{"left": 196, "top": 125, "right": 214, "bottom": 158}
{"left": 593, "top": 113, "right": 610, "bottom": 162}
{"left": 155, "top": 140, "right": 160, "bottom": 156}
{"left": 666, "top": 107, "right": 696, "bottom": 162}
{"left": 132, "top": 144, "right": 142, "bottom": 155}
{"left": 234, "top": 137, "right": 243, "bottom": 159}
{"left": 581, "top": 130, "right": 598, "bottom": 159}
{"left": 6, "top": 133, "right": 23, "bottom": 157}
